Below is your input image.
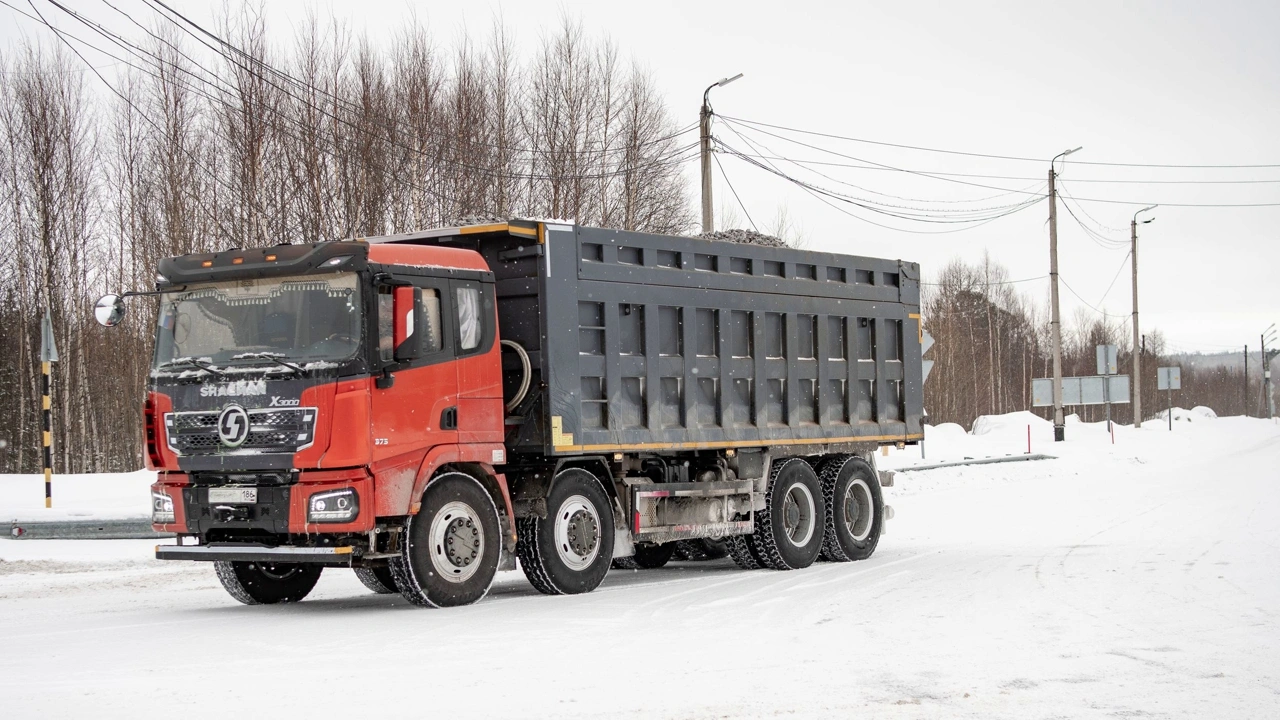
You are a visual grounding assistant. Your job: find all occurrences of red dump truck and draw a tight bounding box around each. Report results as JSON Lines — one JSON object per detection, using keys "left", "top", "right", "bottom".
{"left": 95, "top": 220, "right": 923, "bottom": 607}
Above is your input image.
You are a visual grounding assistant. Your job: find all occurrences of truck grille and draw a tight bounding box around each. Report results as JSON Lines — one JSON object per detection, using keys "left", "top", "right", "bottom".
{"left": 163, "top": 407, "right": 318, "bottom": 456}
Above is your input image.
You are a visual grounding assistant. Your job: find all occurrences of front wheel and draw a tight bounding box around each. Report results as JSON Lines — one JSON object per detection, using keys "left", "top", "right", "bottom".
{"left": 391, "top": 471, "right": 502, "bottom": 608}
{"left": 214, "top": 561, "right": 323, "bottom": 605}
{"left": 518, "top": 468, "right": 615, "bottom": 595}
{"left": 354, "top": 565, "right": 398, "bottom": 594}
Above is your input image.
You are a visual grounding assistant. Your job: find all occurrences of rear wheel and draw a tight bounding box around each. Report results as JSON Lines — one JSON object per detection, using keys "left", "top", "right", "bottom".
{"left": 752, "top": 458, "right": 826, "bottom": 570}
{"left": 391, "top": 471, "right": 501, "bottom": 608}
{"left": 612, "top": 542, "right": 675, "bottom": 569}
{"left": 353, "top": 565, "right": 398, "bottom": 594}
{"left": 725, "top": 533, "right": 762, "bottom": 570}
{"left": 517, "top": 468, "right": 614, "bottom": 595}
{"left": 818, "top": 455, "right": 883, "bottom": 562}
{"left": 674, "top": 538, "right": 729, "bottom": 561}
{"left": 214, "top": 561, "right": 322, "bottom": 605}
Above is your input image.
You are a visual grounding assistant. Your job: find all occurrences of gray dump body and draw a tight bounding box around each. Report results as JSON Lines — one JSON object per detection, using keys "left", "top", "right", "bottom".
{"left": 390, "top": 221, "right": 924, "bottom": 458}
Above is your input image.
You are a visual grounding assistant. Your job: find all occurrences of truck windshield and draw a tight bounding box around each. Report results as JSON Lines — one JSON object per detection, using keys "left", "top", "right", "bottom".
{"left": 152, "top": 272, "right": 361, "bottom": 370}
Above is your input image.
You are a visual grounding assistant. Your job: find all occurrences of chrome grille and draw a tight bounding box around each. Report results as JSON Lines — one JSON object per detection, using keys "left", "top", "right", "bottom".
{"left": 163, "top": 407, "right": 318, "bottom": 456}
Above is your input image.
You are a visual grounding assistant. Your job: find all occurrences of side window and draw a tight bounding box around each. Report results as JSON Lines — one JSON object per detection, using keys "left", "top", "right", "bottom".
{"left": 421, "top": 289, "right": 442, "bottom": 353}
{"left": 377, "top": 287, "right": 394, "bottom": 362}
{"left": 457, "top": 286, "right": 481, "bottom": 351}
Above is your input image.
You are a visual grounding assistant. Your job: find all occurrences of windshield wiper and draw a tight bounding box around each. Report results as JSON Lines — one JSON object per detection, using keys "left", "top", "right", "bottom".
{"left": 157, "top": 357, "right": 228, "bottom": 378}
{"left": 233, "top": 352, "right": 304, "bottom": 375}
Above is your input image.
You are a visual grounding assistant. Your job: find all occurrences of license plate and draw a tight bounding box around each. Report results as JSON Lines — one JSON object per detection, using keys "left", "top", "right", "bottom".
{"left": 209, "top": 487, "right": 257, "bottom": 504}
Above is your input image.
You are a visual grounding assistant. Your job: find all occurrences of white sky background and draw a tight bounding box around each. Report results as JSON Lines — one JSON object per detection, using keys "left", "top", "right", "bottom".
{"left": 3, "top": 1, "right": 1277, "bottom": 354}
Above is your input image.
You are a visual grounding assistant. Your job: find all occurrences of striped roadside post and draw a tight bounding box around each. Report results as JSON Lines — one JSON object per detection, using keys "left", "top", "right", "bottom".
{"left": 40, "top": 310, "right": 58, "bottom": 508}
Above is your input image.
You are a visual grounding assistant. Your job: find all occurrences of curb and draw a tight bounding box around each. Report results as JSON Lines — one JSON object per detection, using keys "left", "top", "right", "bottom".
{"left": 7, "top": 518, "right": 172, "bottom": 540}
{"left": 892, "top": 453, "right": 1058, "bottom": 473}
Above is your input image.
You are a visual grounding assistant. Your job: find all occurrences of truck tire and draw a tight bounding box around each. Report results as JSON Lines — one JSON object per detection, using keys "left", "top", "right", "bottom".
{"left": 612, "top": 542, "right": 675, "bottom": 569}
{"left": 517, "top": 468, "right": 614, "bottom": 595}
{"left": 818, "top": 455, "right": 883, "bottom": 562}
{"left": 724, "top": 533, "right": 762, "bottom": 570}
{"left": 674, "top": 538, "right": 729, "bottom": 561}
{"left": 214, "top": 561, "right": 322, "bottom": 605}
{"left": 752, "top": 458, "right": 826, "bottom": 570}
{"left": 353, "top": 565, "right": 398, "bottom": 594}
{"left": 391, "top": 471, "right": 501, "bottom": 608}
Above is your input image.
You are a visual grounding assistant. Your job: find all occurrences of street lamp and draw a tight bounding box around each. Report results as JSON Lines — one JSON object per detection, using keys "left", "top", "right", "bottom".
{"left": 1130, "top": 204, "right": 1156, "bottom": 427}
{"left": 1048, "top": 146, "right": 1081, "bottom": 441}
{"left": 700, "top": 73, "right": 744, "bottom": 233}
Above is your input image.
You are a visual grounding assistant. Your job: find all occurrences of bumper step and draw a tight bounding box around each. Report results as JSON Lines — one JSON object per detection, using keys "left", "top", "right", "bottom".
{"left": 156, "top": 543, "right": 356, "bottom": 565}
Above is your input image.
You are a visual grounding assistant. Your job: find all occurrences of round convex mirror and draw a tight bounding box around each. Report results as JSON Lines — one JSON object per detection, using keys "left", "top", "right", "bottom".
{"left": 94, "top": 294, "right": 126, "bottom": 327}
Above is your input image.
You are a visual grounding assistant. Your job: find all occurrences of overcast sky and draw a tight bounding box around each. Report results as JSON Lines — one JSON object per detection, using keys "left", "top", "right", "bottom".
{"left": 4, "top": 1, "right": 1277, "bottom": 354}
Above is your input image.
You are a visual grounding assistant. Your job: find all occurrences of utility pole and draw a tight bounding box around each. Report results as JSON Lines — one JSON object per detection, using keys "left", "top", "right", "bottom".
{"left": 1130, "top": 205, "right": 1156, "bottom": 428}
{"left": 1243, "top": 345, "right": 1248, "bottom": 417}
{"left": 1048, "top": 146, "right": 1080, "bottom": 442}
{"left": 1264, "top": 325, "right": 1278, "bottom": 419}
{"left": 700, "top": 73, "right": 743, "bottom": 234}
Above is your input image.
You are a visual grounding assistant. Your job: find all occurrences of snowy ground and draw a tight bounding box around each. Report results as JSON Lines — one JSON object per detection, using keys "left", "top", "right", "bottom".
{"left": 2, "top": 411, "right": 1278, "bottom": 718}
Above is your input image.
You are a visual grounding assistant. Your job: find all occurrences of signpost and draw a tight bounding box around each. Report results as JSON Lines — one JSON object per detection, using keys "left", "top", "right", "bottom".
{"left": 40, "top": 310, "right": 58, "bottom": 508}
{"left": 1157, "top": 366, "right": 1181, "bottom": 432}
{"left": 1096, "top": 345, "right": 1118, "bottom": 432}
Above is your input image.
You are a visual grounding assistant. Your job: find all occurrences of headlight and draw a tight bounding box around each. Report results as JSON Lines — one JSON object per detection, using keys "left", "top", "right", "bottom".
{"left": 308, "top": 488, "right": 359, "bottom": 523}
{"left": 152, "top": 491, "right": 175, "bottom": 524}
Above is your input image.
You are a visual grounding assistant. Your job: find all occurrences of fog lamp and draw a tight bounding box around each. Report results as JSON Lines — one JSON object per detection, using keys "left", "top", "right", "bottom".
{"left": 152, "top": 491, "right": 175, "bottom": 524}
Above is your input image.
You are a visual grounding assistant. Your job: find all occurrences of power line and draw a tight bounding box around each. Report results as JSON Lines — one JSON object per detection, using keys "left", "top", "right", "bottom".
{"left": 712, "top": 151, "right": 757, "bottom": 232}
{"left": 712, "top": 150, "right": 1280, "bottom": 185}
{"left": 920, "top": 275, "right": 1047, "bottom": 287}
{"left": 722, "top": 114, "right": 1280, "bottom": 169}
{"left": 721, "top": 116, "right": 1280, "bottom": 208}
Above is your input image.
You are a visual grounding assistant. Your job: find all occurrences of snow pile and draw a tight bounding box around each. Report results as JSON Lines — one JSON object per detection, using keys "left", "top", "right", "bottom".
{"left": 971, "top": 410, "right": 1051, "bottom": 436}
{"left": 1155, "top": 406, "right": 1217, "bottom": 423}
{"left": 0, "top": 470, "right": 155, "bottom": 522}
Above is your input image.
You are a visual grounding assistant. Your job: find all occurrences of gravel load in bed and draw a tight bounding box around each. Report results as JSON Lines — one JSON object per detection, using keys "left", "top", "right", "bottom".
{"left": 695, "top": 228, "right": 788, "bottom": 247}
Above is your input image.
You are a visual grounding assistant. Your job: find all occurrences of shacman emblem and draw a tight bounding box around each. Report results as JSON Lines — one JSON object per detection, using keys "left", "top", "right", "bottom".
{"left": 217, "top": 405, "right": 250, "bottom": 448}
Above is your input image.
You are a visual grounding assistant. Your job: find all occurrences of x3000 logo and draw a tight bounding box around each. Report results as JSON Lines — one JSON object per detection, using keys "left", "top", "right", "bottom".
{"left": 217, "top": 405, "right": 250, "bottom": 448}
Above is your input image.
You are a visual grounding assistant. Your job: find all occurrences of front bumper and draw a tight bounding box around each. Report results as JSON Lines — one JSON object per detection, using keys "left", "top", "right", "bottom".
{"left": 156, "top": 543, "right": 356, "bottom": 566}
{"left": 152, "top": 467, "right": 374, "bottom": 535}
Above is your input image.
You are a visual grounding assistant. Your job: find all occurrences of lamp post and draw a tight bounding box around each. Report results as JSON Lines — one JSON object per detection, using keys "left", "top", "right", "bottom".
{"left": 700, "top": 73, "right": 743, "bottom": 234}
{"left": 1131, "top": 204, "right": 1156, "bottom": 428}
{"left": 1048, "top": 146, "right": 1081, "bottom": 441}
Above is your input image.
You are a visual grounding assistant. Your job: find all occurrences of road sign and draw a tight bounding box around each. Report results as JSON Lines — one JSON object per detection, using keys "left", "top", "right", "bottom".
{"left": 920, "top": 330, "right": 935, "bottom": 384}
{"left": 40, "top": 311, "right": 58, "bottom": 363}
{"left": 1157, "top": 367, "right": 1181, "bottom": 391}
{"left": 1032, "top": 376, "right": 1130, "bottom": 407}
{"left": 1096, "top": 345, "right": 1118, "bottom": 376}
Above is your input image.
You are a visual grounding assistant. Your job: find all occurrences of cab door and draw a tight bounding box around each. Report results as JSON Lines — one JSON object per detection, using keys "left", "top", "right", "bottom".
{"left": 369, "top": 278, "right": 456, "bottom": 470}
{"left": 451, "top": 278, "right": 504, "bottom": 445}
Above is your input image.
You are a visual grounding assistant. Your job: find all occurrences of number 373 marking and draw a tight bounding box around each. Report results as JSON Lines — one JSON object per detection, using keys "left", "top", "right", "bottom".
{"left": 374, "top": 438, "right": 389, "bottom": 446}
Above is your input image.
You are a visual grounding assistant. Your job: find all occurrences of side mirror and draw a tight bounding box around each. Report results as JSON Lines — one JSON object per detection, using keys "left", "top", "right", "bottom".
{"left": 94, "top": 294, "right": 126, "bottom": 327}
{"left": 392, "top": 286, "right": 423, "bottom": 362}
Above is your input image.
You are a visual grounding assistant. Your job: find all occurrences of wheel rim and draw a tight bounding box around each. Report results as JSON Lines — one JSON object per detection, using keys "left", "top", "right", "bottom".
{"left": 780, "top": 481, "right": 816, "bottom": 548}
{"left": 844, "top": 478, "right": 874, "bottom": 542}
{"left": 554, "top": 494, "right": 601, "bottom": 571}
{"left": 429, "top": 500, "right": 486, "bottom": 584}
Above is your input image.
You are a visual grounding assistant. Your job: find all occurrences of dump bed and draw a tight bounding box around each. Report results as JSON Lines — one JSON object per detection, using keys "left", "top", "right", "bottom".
{"left": 382, "top": 221, "right": 924, "bottom": 457}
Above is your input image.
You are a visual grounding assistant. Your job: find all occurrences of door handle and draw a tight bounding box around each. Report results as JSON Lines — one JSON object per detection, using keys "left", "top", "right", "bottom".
{"left": 441, "top": 406, "right": 458, "bottom": 430}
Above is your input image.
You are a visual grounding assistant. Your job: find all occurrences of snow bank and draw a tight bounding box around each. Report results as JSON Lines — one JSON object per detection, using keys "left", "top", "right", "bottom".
{"left": 971, "top": 410, "right": 1051, "bottom": 436}
{"left": 0, "top": 470, "right": 154, "bottom": 522}
{"left": 1156, "top": 406, "right": 1218, "bottom": 423}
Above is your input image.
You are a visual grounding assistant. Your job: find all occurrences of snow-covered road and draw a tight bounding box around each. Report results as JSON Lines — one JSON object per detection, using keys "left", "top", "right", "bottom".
{"left": 3, "top": 414, "right": 1278, "bottom": 718}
